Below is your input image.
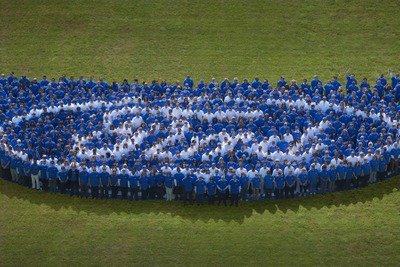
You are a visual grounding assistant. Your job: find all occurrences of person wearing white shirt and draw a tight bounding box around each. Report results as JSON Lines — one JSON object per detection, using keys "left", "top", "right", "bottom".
{"left": 346, "top": 151, "right": 359, "bottom": 166}
{"left": 284, "top": 164, "right": 295, "bottom": 176}
{"left": 268, "top": 132, "right": 280, "bottom": 144}
{"left": 295, "top": 95, "right": 307, "bottom": 109}
{"left": 272, "top": 148, "right": 283, "bottom": 162}
{"left": 283, "top": 130, "right": 294, "bottom": 143}
{"left": 260, "top": 137, "right": 269, "bottom": 152}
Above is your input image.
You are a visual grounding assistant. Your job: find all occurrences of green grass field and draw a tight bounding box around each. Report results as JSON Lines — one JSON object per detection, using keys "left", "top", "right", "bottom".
{"left": 1, "top": 0, "right": 399, "bottom": 82}
{"left": 1, "top": 0, "right": 400, "bottom": 266}
{"left": 1, "top": 178, "right": 400, "bottom": 266}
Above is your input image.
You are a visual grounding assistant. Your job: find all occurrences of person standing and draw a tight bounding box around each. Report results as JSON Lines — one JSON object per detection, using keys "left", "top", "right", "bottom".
{"left": 353, "top": 161, "right": 362, "bottom": 188}
{"left": 361, "top": 158, "right": 371, "bottom": 187}
{"left": 345, "top": 162, "right": 353, "bottom": 190}
{"left": 206, "top": 177, "right": 217, "bottom": 205}
{"left": 217, "top": 175, "right": 228, "bottom": 206}
{"left": 369, "top": 155, "right": 378, "bottom": 183}
{"left": 164, "top": 172, "right": 174, "bottom": 201}
{"left": 155, "top": 170, "right": 165, "bottom": 199}
{"left": 10, "top": 153, "right": 19, "bottom": 183}
{"left": 23, "top": 157, "right": 31, "bottom": 188}
{"left": 229, "top": 175, "right": 241, "bottom": 207}
{"left": 239, "top": 172, "right": 250, "bottom": 201}
{"left": 118, "top": 168, "right": 129, "bottom": 200}
{"left": 173, "top": 168, "right": 184, "bottom": 200}
{"left": 285, "top": 169, "right": 297, "bottom": 198}
{"left": 30, "top": 158, "right": 41, "bottom": 190}
{"left": 298, "top": 168, "right": 308, "bottom": 196}
{"left": 89, "top": 165, "right": 100, "bottom": 199}
{"left": 319, "top": 165, "right": 329, "bottom": 194}
{"left": 182, "top": 173, "right": 194, "bottom": 205}
{"left": 274, "top": 171, "right": 285, "bottom": 199}
{"left": 47, "top": 161, "right": 58, "bottom": 194}
{"left": 336, "top": 161, "right": 346, "bottom": 191}
{"left": 1, "top": 150, "right": 11, "bottom": 181}
{"left": 17, "top": 158, "right": 25, "bottom": 185}
{"left": 139, "top": 172, "right": 149, "bottom": 200}
{"left": 69, "top": 161, "right": 79, "bottom": 197}
{"left": 328, "top": 164, "right": 337, "bottom": 192}
{"left": 38, "top": 158, "right": 48, "bottom": 191}
{"left": 58, "top": 166, "right": 69, "bottom": 194}
{"left": 308, "top": 164, "right": 319, "bottom": 195}
{"left": 99, "top": 166, "right": 110, "bottom": 199}
{"left": 251, "top": 173, "right": 261, "bottom": 200}
{"left": 79, "top": 165, "right": 89, "bottom": 198}
{"left": 377, "top": 155, "right": 387, "bottom": 181}
{"left": 263, "top": 170, "right": 274, "bottom": 200}
{"left": 128, "top": 171, "right": 139, "bottom": 201}
{"left": 110, "top": 168, "right": 119, "bottom": 199}
{"left": 195, "top": 176, "right": 206, "bottom": 206}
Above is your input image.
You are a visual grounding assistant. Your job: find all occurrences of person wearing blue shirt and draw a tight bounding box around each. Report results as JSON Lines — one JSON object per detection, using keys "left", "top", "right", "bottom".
{"left": 284, "top": 170, "right": 297, "bottom": 198}
{"left": 217, "top": 175, "right": 229, "bottom": 206}
{"left": 361, "top": 158, "right": 371, "bottom": 187}
{"left": 195, "top": 176, "right": 206, "bottom": 206}
{"left": 69, "top": 163, "right": 80, "bottom": 197}
{"left": 139, "top": 172, "right": 149, "bottom": 200}
{"left": 58, "top": 166, "right": 69, "bottom": 194}
{"left": 99, "top": 166, "right": 110, "bottom": 199}
{"left": 182, "top": 174, "right": 194, "bottom": 206}
{"left": 345, "top": 162, "right": 353, "bottom": 190}
{"left": 229, "top": 175, "right": 241, "bottom": 207}
{"left": 148, "top": 170, "right": 157, "bottom": 200}
{"left": 239, "top": 172, "right": 250, "bottom": 201}
{"left": 390, "top": 142, "right": 400, "bottom": 175}
{"left": 173, "top": 168, "right": 184, "bottom": 200}
{"left": 47, "top": 161, "right": 58, "bottom": 194}
{"left": 79, "top": 165, "right": 90, "bottom": 198}
{"left": 0, "top": 150, "right": 11, "bottom": 181}
{"left": 128, "top": 172, "right": 139, "bottom": 201}
{"left": 251, "top": 174, "right": 261, "bottom": 200}
{"left": 23, "top": 157, "right": 31, "bottom": 188}
{"left": 319, "top": 165, "right": 329, "bottom": 194}
{"left": 274, "top": 171, "right": 285, "bottom": 199}
{"left": 30, "top": 158, "right": 40, "bottom": 190}
{"left": 336, "top": 161, "right": 346, "bottom": 191}
{"left": 377, "top": 155, "right": 387, "bottom": 181}
{"left": 298, "top": 168, "right": 308, "bottom": 196}
{"left": 10, "top": 153, "right": 19, "bottom": 183}
{"left": 118, "top": 168, "right": 129, "bottom": 200}
{"left": 89, "top": 166, "right": 100, "bottom": 199}
{"left": 368, "top": 155, "right": 378, "bottom": 184}
{"left": 353, "top": 161, "right": 362, "bottom": 188}
{"left": 164, "top": 172, "right": 174, "bottom": 201}
{"left": 308, "top": 164, "right": 319, "bottom": 195}
{"left": 345, "top": 69, "right": 357, "bottom": 89}
{"left": 206, "top": 177, "right": 217, "bottom": 205}
{"left": 16, "top": 158, "right": 25, "bottom": 186}
{"left": 262, "top": 170, "right": 274, "bottom": 199}
{"left": 108, "top": 168, "right": 118, "bottom": 199}
{"left": 183, "top": 75, "right": 194, "bottom": 88}
{"left": 155, "top": 170, "right": 165, "bottom": 200}
{"left": 328, "top": 164, "right": 337, "bottom": 192}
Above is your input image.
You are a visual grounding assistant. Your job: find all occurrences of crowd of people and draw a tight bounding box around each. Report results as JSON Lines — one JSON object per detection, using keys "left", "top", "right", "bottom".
{"left": 0, "top": 70, "right": 399, "bottom": 206}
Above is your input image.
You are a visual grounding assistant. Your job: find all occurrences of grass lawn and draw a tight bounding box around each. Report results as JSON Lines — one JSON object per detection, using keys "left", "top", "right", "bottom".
{"left": 0, "top": 0, "right": 399, "bottom": 82}
{"left": 1, "top": 0, "right": 400, "bottom": 266}
{"left": 0, "top": 178, "right": 399, "bottom": 266}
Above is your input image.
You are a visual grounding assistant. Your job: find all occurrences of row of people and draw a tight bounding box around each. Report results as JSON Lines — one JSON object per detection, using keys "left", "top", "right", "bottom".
{"left": 2, "top": 152, "right": 396, "bottom": 204}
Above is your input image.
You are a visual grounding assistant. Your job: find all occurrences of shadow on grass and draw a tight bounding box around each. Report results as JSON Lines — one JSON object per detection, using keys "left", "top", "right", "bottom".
{"left": 0, "top": 177, "right": 398, "bottom": 224}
